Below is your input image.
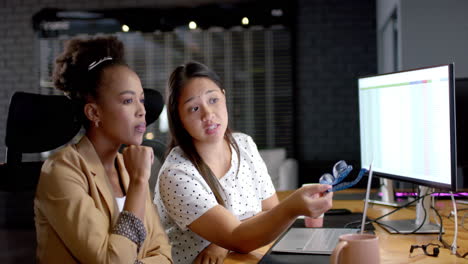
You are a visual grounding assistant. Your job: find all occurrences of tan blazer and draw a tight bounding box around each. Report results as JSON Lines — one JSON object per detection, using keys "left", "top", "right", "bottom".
{"left": 34, "top": 136, "right": 172, "bottom": 264}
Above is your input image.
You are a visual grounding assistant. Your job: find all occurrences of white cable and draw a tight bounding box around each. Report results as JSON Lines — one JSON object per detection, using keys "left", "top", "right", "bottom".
{"left": 431, "top": 189, "right": 438, "bottom": 226}
{"left": 360, "top": 162, "right": 373, "bottom": 234}
{"left": 450, "top": 191, "right": 458, "bottom": 255}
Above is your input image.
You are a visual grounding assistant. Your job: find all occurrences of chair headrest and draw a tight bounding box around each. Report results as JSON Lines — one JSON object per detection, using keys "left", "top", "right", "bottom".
{"left": 5, "top": 92, "right": 81, "bottom": 154}
{"left": 5, "top": 89, "right": 164, "bottom": 155}
{"left": 144, "top": 88, "right": 164, "bottom": 126}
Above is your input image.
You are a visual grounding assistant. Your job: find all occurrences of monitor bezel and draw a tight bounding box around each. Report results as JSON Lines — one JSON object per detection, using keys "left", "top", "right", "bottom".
{"left": 358, "top": 64, "right": 457, "bottom": 191}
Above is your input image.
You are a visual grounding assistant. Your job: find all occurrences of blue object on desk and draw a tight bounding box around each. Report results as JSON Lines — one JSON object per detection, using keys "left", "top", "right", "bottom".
{"left": 319, "top": 160, "right": 367, "bottom": 192}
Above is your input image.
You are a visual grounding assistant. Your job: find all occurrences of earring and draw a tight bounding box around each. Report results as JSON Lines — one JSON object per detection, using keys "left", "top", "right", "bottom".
{"left": 95, "top": 120, "right": 100, "bottom": 128}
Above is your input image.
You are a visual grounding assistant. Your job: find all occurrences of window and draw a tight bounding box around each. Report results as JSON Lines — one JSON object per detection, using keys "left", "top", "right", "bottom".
{"left": 36, "top": 7, "right": 294, "bottom": 155}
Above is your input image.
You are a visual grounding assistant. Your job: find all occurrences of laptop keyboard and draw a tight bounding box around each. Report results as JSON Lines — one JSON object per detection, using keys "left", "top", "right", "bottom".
{"left": 304, "top": 228, "right": 353, "bottom": 251}
{"left": 272, "top": 228, "right": 359, "bottom": 254}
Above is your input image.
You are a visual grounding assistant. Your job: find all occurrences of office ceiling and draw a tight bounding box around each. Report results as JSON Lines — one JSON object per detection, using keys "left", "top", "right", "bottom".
{"left": 137, "top": 0, "right": 251, "bottom": 8}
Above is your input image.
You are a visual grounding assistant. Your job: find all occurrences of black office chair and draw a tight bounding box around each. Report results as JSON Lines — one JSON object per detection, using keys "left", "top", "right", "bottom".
{"left": 1, "top": 87, "right": 165, "bottom": 203}
{"left": 0, "top": 88, "right": 165, "bottom": 262}
{"left": 143, "top": 88, "right": 164, "bottom": 132}
{"left": 0, "top": 92, "right": 81, "bottom": 263}
{"left": 1, "top": 92, "right": 81, "bottom": 192}
{"left": 141, "top": 138, "right": 167, "bottom": 197}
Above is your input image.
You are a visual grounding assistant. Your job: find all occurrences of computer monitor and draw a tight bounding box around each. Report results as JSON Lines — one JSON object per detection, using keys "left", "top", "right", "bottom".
{"left": 358, "top": 64, "right": 456, "bottom": 233}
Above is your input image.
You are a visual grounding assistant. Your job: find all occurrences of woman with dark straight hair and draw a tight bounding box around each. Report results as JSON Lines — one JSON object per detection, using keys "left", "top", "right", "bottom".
{"left": 154, "top": 61, "right": 333, "bottom": 264}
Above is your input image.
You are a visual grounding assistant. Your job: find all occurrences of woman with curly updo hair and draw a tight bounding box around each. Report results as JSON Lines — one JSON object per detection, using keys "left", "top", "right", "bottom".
{"left": 34, "top": 36, "right": 172, "bottom": 264}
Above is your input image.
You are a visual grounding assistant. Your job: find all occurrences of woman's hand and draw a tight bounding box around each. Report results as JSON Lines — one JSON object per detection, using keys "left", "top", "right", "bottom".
{"left": 285, "top": 184, "right": 333, "bottom": 218}
{"left": 122, "top": 145, "right": 154, "bottom": 183}
{"left": 193, "top": 243, "right": 229, "bottom": 264}
{"left": 122, "top": 145, "right": 153, "bottom": 219}
{"left": 188, "top": 185, "right": 333, "bottom": 254}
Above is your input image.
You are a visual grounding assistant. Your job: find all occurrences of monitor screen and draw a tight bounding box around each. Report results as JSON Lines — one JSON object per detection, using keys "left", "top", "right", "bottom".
{"left": 358, "top": 64, "right": 456, "bottom": 191}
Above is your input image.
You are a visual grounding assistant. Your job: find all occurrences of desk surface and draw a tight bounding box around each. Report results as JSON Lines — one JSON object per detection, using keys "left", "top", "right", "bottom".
{"left": 224, "top": 189, "right": 468, "bottom": 264}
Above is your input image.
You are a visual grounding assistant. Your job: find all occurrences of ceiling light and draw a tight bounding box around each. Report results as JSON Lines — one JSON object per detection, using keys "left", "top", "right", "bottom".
{"left": 189, "top": 21, "right": 197, "bottom": 30}
{"left": 145, "top": 132, "right": 154, "bottom": 140}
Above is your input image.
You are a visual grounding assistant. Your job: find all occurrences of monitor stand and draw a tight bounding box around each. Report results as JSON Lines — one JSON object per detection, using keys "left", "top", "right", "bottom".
{"left": 378, "top": 186, "right": 442, "bottom": 234}
{"left": 368, "top": 178, "right": 407, "bottom": 207}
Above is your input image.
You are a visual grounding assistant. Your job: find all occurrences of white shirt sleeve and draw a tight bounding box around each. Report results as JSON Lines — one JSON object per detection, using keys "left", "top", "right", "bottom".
{"left": 158, "top": 164, "right": 219, "bottom": 231}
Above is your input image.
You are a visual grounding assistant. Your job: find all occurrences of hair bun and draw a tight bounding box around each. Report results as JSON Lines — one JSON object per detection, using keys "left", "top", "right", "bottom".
{"left": 52, "top": 36, "right": 125, "bottom": 98}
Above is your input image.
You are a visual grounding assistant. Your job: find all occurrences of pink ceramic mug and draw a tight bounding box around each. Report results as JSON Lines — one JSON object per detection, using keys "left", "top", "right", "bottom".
{"left": 304, "top": 213, "right": 324, "bottom": 227}
{"left": 330, "top": 233, "right": 380, "bottom": 264}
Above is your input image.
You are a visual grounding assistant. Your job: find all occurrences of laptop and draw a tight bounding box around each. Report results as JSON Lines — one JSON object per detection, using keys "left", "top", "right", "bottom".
{"left": 271, "top": 227, "right": 359, "bottom": 254}
{"left": 271, "top": 162, "right": 374, "bottom": 255}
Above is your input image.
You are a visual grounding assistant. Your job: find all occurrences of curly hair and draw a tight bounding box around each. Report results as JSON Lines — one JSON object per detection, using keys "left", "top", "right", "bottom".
{"left": 52, "top": 35, "right": 126, "bottom": 126}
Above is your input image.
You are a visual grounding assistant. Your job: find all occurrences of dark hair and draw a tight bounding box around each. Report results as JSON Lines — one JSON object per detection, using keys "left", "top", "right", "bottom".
{"left": 52, "top": 35, "right": 126, "bottom": 128}
{"left": 166, "top": 61, "right": 239, "bottom": 207}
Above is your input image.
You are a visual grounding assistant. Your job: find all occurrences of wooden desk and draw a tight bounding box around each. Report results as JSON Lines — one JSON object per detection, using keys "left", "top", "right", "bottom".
{"left": 224, "top": 189, "right": 468, "bottom": 264}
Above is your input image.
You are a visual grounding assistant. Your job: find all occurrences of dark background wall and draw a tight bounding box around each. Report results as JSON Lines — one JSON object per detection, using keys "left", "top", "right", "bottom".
{"left": 296, "top": 0, "right": 376, "bottom": 183}
{"left": 0, "top": 0, "right": 240, "bottom": 164}
{"left": 0, "top": 0, "right": 376, "bottom": 262}
{"left": 0, "top": 0, "right": 376, "bottom": 178}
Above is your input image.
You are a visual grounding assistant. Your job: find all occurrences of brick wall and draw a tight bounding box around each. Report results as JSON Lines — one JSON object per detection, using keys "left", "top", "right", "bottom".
{"left": 295, "top": 0, "right": 376, "bottom": 183}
